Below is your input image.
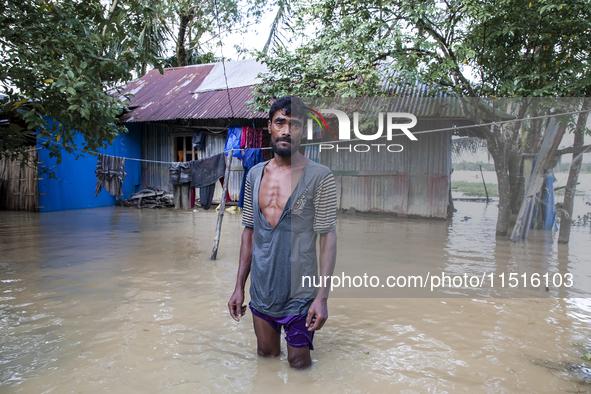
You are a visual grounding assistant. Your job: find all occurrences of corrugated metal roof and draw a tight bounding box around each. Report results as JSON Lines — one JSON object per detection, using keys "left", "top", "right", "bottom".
{"left": 377, "top": 70, "right": 513, "bottom": 120}
{"left": 118, "top": 60, "right": 511, "bottom": 124}
{"left": 120, "top": 61, "right": 266, "bottom": 123}
{"left": 185, "top": 86, "right": 264, "bottom": 119}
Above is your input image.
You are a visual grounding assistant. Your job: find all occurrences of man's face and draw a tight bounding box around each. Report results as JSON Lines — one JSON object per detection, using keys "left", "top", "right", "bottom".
{"left": 268, "top": 109, "right": 304, "bottom": 158}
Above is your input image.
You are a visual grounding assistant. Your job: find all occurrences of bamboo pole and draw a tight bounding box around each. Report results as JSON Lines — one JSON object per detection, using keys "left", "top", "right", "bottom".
{"left": 479, "top": 165, "right": 489, "bottom": 203}
{"left": 211, "top": 149, "right": 233, "bottom": 260}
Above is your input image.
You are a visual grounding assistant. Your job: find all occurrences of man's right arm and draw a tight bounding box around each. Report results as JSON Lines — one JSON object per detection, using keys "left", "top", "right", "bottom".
{"left": 228, "top": 177, "right": 255, "bottom": 321}
{"left": 228, "top": 226, "right": 253, "bottom": 321}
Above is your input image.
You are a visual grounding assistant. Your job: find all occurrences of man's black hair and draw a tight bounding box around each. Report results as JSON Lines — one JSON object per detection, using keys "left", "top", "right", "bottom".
{"left": 269, "top": 96, "right": 308, "bottom": 123}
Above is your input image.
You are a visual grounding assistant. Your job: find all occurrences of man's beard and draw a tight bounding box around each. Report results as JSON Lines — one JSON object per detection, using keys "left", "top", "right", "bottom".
{"left": 271, "top": 137, "right": 297, "bottom": 157}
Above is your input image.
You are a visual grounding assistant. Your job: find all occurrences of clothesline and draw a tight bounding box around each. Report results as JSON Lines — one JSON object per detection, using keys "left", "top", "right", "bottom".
{"left": 33, "top": 107, "right": 591, "bottom": 165}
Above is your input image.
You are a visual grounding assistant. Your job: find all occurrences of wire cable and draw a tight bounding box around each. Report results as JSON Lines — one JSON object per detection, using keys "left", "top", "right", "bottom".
{"left": 33, "top": 106, "right": 591, "bottom": 165}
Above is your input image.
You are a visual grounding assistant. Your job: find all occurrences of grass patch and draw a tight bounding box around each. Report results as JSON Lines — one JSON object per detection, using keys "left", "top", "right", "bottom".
{"left": 554, "top": 188, "right": 585, "bottom": 196}
{"left": 453, "top": 181, "right": 587, "bottom": 198}
{"left": 452, "top": 181, "right": 499, "bottom": 197}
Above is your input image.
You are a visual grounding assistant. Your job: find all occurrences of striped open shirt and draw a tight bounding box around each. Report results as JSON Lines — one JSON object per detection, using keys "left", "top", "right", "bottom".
{"left": 241, "top": 159, "right": 337, "bottom": 317}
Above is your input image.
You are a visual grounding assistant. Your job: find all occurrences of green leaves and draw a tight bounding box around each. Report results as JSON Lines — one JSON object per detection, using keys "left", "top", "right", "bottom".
{"left": 0, "top": 0, "right": 161, "bottom": 162}
{"left": 255, "top": 0, "right": 591, "bottom": 102}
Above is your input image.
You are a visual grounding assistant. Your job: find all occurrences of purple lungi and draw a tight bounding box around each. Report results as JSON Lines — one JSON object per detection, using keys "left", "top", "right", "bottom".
{"left": 249, "top": 303, "right": 314, "bottom": 350}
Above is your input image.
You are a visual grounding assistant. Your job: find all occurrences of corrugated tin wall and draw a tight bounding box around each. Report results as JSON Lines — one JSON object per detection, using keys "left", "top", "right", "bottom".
{"left": 141, "top": 119, "right": 453, "bottom": 214}
{"left": 141, "top": 123, "right": 243, "bottom": 201}
{"left": 141, "top": 123, "right": 170, "bottom": 191}
{"left": 322, "top": 119, "right": 452, "bottom": 218}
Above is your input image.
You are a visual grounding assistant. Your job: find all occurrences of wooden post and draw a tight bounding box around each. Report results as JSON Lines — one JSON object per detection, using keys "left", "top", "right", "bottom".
{"left": 558, "top": 100, "right": 591, "bottom": 243}
{"left": 211, "top": 149, "right": 233, "bottom": 260}
{"left": 173, "top": 184, "right": 181, "bottom": 209}
{"left": 510, "top": 117, "right": 567, "bottom": 241}
{"left": 181, "top": 183, "right": 190, "bottom": 210}
{"left": 479, "top": 165, "right": 489, "bottom": 203}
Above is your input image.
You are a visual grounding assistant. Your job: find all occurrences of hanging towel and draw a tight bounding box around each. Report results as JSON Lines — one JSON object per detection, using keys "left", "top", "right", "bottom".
{"left": 239, "top": 149, "right": 265, "bottom": 208}
{"left": 224, "top": 127, "right": 243, "bottom": 159}
{"left": 169, "top": 162, "right": 192, "bottom": 185}
{"left": 95, "top": 153, "right": 126, "bottom": 198}
{"left": 190, "top": 153, "right": 226, "bottom": 188}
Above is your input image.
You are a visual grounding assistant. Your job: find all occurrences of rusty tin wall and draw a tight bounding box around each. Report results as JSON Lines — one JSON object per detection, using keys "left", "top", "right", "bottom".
{"left": 323, "top": 119, "right": 452, "bottom": 218}
{"left": 141, "top": 123, "right": 243, "bottom": 200}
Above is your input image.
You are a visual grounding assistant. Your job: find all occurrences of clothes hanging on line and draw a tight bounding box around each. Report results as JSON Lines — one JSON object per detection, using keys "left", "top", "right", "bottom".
{"left": 224, "top": 127, "right": 243, "bottom": 159}
{"left": 304, "top": 145, "right": 321, "bottom": 164}
{"left": 240, "top": 127, "right": 247, "bottom": 149}
{"left": 95, "top": 153, "right": 126, "bottom": 198}
{"left": 191, "top": 152, "right": 227, "bottom": 210}
{"left": 199, "top": 183, "right": 216, "bottom": 210}
{"left": 199, "top": 177, "right": 231, "bottom": 210}
{"left": 239, "top": 149, "right": 265, "bottom": 208}
{"left": 192, "top": 131, "right": 206, "bottom": 150}
{"left": 245, "top": 126, "right": 264, "bottom": 149}
{"left": 169, "top": 162, "right": 192, "bottom": 185}
{"left": 190, "top": 153, "right": 226, "bottom": 188}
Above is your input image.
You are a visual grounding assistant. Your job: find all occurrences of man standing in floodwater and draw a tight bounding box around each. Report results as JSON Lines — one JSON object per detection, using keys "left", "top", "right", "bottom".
{"left": 228, "top": 96, "right": 338, "bottom": 370}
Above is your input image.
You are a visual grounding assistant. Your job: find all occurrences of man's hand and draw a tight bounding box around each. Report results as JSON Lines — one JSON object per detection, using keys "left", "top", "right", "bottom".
{"left": 306, "top": 298, "right": 328, "bottom": 331}
{"left": 228, "top": 289, "right": 247, "bottom": 322}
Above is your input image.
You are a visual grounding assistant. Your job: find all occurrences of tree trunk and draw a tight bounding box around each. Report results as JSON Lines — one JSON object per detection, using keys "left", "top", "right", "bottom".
{"left": 558, "top": 100, "right": 591, "bottom": 243}
{"left": 508, "top": 153, "right": 522, "bottom": 212}
{"left": 510, "top": 117, "right": 567, "bottom": 241}
{"left": 509, "top": 101, "right": 535, "bottom": 214}
{"left": 176, "top": 12, "right": 194, "bottom": 67}
{"left": 487, "top": 126, "right": 513, "bottom": 236}
{"left": 491, "top": 148, "right": 513, "bottom": 236}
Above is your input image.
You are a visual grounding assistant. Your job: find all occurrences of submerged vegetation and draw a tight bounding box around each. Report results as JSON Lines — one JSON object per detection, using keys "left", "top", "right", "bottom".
{"left": 453, "top": 161, "right": 591, "bottom": 173}
{"left": 451, "top": 181, "right": 499, "bottom": 197}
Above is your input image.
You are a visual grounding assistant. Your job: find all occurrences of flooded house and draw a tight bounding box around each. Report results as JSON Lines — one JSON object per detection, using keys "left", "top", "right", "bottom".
{"left": 2, "top": 60, "right": 496, "bottom": 218}
{"left": 315, "top": 92, "right": 502, "bottom": 219}
{"left": 119, "top": 59, "right": 269, "bottom": 202}
{"left": 1, "top": 60, "right": 268, "bottom": 212}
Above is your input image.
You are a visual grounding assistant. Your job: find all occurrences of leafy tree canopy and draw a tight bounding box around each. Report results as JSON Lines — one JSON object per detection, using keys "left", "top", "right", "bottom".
{"left": 254, "top": 0, "right": 591, "bottom": 104}
{"left": 251, "top": 0, "right": 591, "bottom": 236}
{"left": 0, "top": 0, "right": 162, "bottom": 164}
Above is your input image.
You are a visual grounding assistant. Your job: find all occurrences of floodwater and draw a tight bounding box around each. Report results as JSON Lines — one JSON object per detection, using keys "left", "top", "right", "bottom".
{"left": 453, "top": 171, "right": 591, "bottom": 218}
{"left": 1, "top": 201, "right": 591, "bottom": 393}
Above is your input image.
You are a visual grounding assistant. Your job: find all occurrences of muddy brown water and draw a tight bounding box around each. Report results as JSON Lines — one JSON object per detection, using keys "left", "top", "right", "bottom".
{"left": 1, "top": 202, "right": 590, "bottom": 393}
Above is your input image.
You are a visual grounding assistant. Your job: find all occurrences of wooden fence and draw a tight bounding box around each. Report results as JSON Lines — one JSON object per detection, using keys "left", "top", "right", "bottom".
{"left": 0, "top": 148, "right": 39, "bottom": 211}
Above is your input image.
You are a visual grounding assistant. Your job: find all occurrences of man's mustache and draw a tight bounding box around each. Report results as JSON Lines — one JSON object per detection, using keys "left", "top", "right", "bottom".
{"left": 275, "top": 137, "right": 293, "bottom": 144}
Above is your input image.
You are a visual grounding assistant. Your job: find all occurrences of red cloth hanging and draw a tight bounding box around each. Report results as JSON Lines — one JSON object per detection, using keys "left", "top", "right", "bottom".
{"left": 246, "top": 127, "right": 264, "bottom": 149}
{"left": 241, "top": 126, "right": 247, "bottom": 149}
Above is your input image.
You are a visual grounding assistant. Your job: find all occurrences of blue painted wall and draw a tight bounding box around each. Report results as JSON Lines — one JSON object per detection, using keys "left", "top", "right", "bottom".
{"left": 37, "top": 123, "right": 142, "bottom": 212}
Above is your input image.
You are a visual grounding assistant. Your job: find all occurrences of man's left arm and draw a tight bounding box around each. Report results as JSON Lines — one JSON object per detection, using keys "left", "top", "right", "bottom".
{"left": 306, "top": 231, "right": 337, "bottom": 331}
{"left": 306, "top": 172, "right": 338, "bottom": 332}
